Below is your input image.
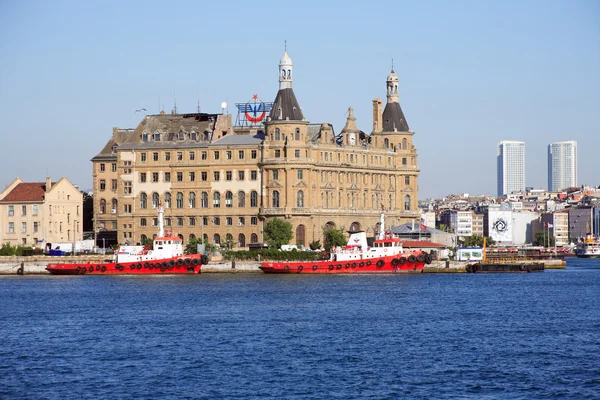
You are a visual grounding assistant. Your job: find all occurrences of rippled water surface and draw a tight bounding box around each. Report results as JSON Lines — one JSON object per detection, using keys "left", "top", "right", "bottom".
{"left": 1, "top": 258, "right": 599, "bottom": 399}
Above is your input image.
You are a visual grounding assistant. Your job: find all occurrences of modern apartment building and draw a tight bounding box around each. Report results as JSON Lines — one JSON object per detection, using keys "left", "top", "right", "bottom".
{"left": 548, "top": 140, "right": 577, "bottom": 191}
{"left": 497, "top": 141, "right": 525, "bottom": 196}
{"left": 91, "top": 51, "right": 421, "bottom": 248}
{"left": 0, "top": 177, "right": 83, "bottom": 247}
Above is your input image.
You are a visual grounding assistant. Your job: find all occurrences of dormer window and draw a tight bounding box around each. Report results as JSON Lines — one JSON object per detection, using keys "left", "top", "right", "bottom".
{"left": 191, "top": 131, "right": 197, "bottom": 141}
{"left": 111, "top": 145, "right": 118, "bottom": 154}
{"left": 142, "top": 131, "right": 148, "bottom": 142}
{"left": 178, "top": 131, "right": 185, "bottom": 141}
{"left": 153, "top": 131, "right": 160, "bottom": 141}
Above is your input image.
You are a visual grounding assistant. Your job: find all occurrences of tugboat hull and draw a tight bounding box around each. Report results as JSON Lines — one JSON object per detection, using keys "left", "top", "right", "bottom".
{"left": 46, "top": 255, "right": 207, "bottom": 275}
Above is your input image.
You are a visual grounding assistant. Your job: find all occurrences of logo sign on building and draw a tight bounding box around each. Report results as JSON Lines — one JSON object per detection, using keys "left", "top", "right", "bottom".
{"left": 235, "top": 94, "right": 273, "bottom": 127}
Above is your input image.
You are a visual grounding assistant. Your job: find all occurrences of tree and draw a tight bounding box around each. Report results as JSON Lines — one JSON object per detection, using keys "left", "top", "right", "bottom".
{"left": 323, "top": 227, "right": 346, "bottom": 253}
{"left": 534, "top": 231, "right": 555, "bottom": 247}
{"left": 141, "top": 237, "right": 153, "bottom": 247}
{"left": 82, "top": 191, "right": 94, "bottom": 232}
{"left": 461, "top": 235, "right": 496, "bottom": 247}
{"left": 309, "top": 240, "right": 321, "bottom": 250}
{"left": 264, "top": 218, "right": 293, "bottom": 249}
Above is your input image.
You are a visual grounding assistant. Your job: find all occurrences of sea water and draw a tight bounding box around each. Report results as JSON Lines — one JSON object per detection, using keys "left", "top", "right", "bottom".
{"left": 1, "top": 258, "right": 599, "bottom": 399}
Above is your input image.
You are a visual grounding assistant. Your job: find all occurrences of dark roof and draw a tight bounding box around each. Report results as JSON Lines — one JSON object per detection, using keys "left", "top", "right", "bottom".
{"left": 269, "top": 88, "right": 304, "bottom": 121}
{"left": 402, "top": 240, "right": 447, "bottom": 248}
{"left": 210, "top": 133, "right": 265, "bottom": 146}
{"left": 391, "top": 223, "right": 447, "bottom": 235}
{"left": 0, "top": 182, "right": 48, "bottom": 203}
{"left": 382, "top": 102, "right": 409, "bottom": 132}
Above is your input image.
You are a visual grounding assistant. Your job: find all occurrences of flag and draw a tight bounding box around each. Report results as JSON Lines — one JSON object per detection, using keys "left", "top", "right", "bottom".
{"left": 420, "top": 224, "right": 427, "bottom": 231}
{"left": 544, "top": 223, "right": 554, "bottom": 228}
{"left": 548, "top": 223, "right": 553, "bottom": 228}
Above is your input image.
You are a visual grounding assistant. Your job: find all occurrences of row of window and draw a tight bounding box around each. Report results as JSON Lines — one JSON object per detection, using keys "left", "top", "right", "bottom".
{"left": 99, "top": 163, "right": 117, "bottom": 173}
{"left": 136, "top": 170, "right": 259, "bottom": 184}
{"left": 7, "top": 205, "right": 38, "bottom": 217}
{"left": 316, "top": 192, "right": 411, "bottom": 211}
{"left": 139, "top": 216, "right": 259, "bottom": 227}
{"left": 318, "top": 171, "right": 411, "bottom": 186}
{"left": 138, "top": 149, "right": 258, "bottom": 163}
{"left": 270, "top": 128, "right": 301, "bottom": 142}
{"left": 141, "top": 130, "right": 210, "bottom": 143}
{"left": 6, "top": 221, "right": 39, "bottom": 233}
{"left": 137, "top": 232, "right": 260, "bottom": 247}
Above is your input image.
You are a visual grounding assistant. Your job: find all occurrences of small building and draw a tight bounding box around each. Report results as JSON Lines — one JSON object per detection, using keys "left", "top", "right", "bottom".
{"left": 0, "top": 177, "right": 83, "bottom": 248}
{"left": 401, "top": 240, "right": 448, "bottom": 260}
{"left": 456, "top": 247, "right": 483, "bottom": 262}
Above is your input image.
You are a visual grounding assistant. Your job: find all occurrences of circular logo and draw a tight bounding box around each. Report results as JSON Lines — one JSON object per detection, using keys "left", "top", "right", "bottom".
{"left": 245, "top": 94, "right": 266, "bottom": 123}
{"left": 493, "top": 218, "right": 508, "bottom": 233}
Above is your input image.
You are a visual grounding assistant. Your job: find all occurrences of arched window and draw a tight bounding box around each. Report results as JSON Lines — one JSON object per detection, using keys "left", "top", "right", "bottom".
{"left": 296, "top": 190, "right": 304, "bottom": 207}
{"left": 275, "top": 128, "right": 280, "bottom": 141}
{"left": 238, "top": 191, "right": 245, "bottom": 208}
{"left": 164, "top": 192, "right": 171, "bottom": 208}
{"left": 250, "top": 233, "right": 258, "bottom": 244}
{"left": 238, "top": 233, "right": 246, "bottom": 248}
{"left": 176, "top": 192, "right": 183, "bottom": 208}
{"left": 225, "top": 191, "right": 233, "bottom": 208}
{"left": 189, "top": 192, "right": 196, "bottom": 208}
{"left": 111, "top": 198, "right": 117, "bottom": 213}
{"left": 384, "top": 138, "right": 389, "bottom": 148}
{"left": 140, "top": 192, "right": 147, "bottom": 209}
{"left": 203, "top": 234, "right": 208, "bottom": 244}
{"left": 250, "top": 191, "right": 258, "bottom": 207}
{"left": 272, "top": 190, "right": 280, "bottom": 207}
{"left": 213, "top": 192, "right": 221, "bottom": 208}
{"left": 152, "top": 193, "right": 159, "bottom": 209}
{"left": 389, "top": 193, "right": 393, "bottom": 209}
{"left": 189, "top": 233, "right": 196, "bottom": 241}
{"left": 201, "top": 192, "right": 208, "bottom": 208}
{"left": 214, "top": 234, "right": 221, "bottom": 245}
{"left": 141, "top": 234, "right": 147, "bottom": 243}
{"left": 350, "top": 222, "right": 361, "bottom": 232}
{"left": 404, "top": 195, "right": 411, "bottom": 211}
{"left": 296, "top": 225, "right": 305, "bottom": 247}
{"left": 295, "top": 128, "right": 300, "bottom": 141}
{"left": 402, "top": 138, "right": 407, "bottom": 150}
{"left": 99, "top": 199, "right": 106, "bottom": 214}
{"left": 281, "top": 70, "right": 286, "bottom": 78}
{"left": 287, "top": 69, "right": 291, "bottom": 78}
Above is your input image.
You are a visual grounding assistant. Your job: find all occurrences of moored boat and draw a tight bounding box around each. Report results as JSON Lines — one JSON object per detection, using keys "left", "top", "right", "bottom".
{"left": 260, "top": 211, "right": 432, "bottom": 274}
{"left": 46, "top": 206, "right": 208, "bottom": 275}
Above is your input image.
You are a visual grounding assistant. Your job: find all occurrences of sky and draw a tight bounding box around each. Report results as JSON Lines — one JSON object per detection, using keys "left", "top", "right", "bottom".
{"left": 0, "top": 0, "right": 598, "bottom": 199}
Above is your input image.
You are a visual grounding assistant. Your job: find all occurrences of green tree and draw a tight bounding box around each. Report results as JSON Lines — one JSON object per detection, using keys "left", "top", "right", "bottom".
{"left": 461, "top": 235, "right": 496, "bottom": 247}
{"left": 141, "top": 237, "right": 153, "bottom": 247}
{"left": 264, "top": 218, "right": 293, "bottom": 249}
{"left": 309, "top": 240, "right": 321, "bottom": 250}
{"left": 82, "top": 191, "right": 94, "bottom": 232}
{"left": 534, "top": 231, "right": 555, "bottom": 247}
{"left": 323, "top": 227, "right": 347, "bottom": 253}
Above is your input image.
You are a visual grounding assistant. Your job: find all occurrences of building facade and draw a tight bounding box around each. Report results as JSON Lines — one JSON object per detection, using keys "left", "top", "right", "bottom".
{"left": 439, "top": 210, "right": 473, "bottom": 237}
{"left": 548, "top": 140, "right": 577, "bottom": 192}
{"left": 497, "top": 140, "right": 525, "bottom": 196}
{"left": 0, "top": 177, "right": 83, "bottom": 247}
{"left": 91, "top": 52, "right": 421, "bottom": 248}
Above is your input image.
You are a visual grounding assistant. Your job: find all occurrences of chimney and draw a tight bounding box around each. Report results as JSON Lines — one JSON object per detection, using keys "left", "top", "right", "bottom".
{"left": 372, "top": 98, "right": 383, "bottom": 133}
{"left": 45, "top": 176, "right": 52, "bottom": 192}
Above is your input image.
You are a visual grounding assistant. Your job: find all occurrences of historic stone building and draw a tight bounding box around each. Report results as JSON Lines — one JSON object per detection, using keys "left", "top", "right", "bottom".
{"left": 92, "top": 51, "right": 420, "bottom": 248}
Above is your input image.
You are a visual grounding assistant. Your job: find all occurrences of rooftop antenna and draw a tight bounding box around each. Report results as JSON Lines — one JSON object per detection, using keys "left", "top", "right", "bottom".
{"left": 391, "top": 58, "right": 394, "bottom": 72}
{"left": 284, "top": 39, "right": 287, "bottom": 52}
{"left": 173, "top": 90, "right": 178, "bottom": 114}
{"left": 197, "top": 88, "right": 201, "bottom": 113}
{"left": 158, "top": 95, "right": 160, "bottom": 114}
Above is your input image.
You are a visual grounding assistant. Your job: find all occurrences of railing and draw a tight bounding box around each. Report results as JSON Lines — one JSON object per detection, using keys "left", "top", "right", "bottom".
{"left": 260, "top": 207, "right": 286, "bottom": 215}
{"left": 291, "top": 207, "right": 312, "bottom": 214}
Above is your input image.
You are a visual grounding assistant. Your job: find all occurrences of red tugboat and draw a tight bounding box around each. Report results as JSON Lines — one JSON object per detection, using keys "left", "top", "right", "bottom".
{"left": 46, "top": 206, "right": 208, "bottom": 275}
{"left": 260, "top": 212, "right": 432, "bottom": 274}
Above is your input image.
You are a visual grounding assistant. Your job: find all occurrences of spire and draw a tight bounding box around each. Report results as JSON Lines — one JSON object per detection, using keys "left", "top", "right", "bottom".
{"left": 382, "top": 68, "right": 409, "bottom": 132}
{"left": 279, "top": 49, "right": 293, "bottom": 90}
{"left": 342, "top": 107, "right": 358, "bottom": 132}
{"left": 386, "top": 68, "right": 399, "bottom": 103}
{"left": 270, "top": 50, "right": 304, "bottom": 121}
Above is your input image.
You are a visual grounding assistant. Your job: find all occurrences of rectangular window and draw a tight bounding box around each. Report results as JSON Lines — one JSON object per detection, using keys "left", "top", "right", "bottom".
{"left": 100, "top": 163, "right": 105, "bottom": 172}
{"left": 298, "top": 170, "right": 303, "bottom": 180}
{"left": 214, "top": 151, "right": 220, "bottom": 160}
{"left": 164, "top": 218, "right": 170, "bottom": 227}
{"left": 22, "top": 205, "right": 26, "bottom": 216}
{"left": 239, "top": 217, "right": 245, "bottom": 226}
{"left": 251, "top": 150, "right": 257, "bottom": 159}
{"left": 402, "top": 158, "right": 407, "bottom": 165}
{"left": 251, "top": 171, "right": 257, "bottom": 180}
{"left": 201, "top": 151, "right": 207, "bottom": 160}
{"left": 100, "top": 180, "right": 106, "bottom": 191}
{"left": 214, "top": 217, "right": 220, "bottom": 226}
{"left": 22, "top": 222, "right": 26, "bottom": 233}
{"left": 405, "top": 176, "right": 410, "bottom": 185}
{"left": 152, "top": 173, "right": 159, "bottom": 183}
{"left": 189, "top": 217, "right": 196, "bottom": 226}
{"left": 238, "top": 150, "right": 244, "bottom": 159}
{"left": 111, "top": 163, "right": 117, "bottom": 172}
{"left": 140, "top": 153, "right": 147, "bottom": 162}
{"left": 226, "top": 151, "right": 232, "bottom": 160}
{"left": 238, "top": 171, "right": 245, "bottom": 181}
{"left": 140, "top": 173, "right": 147, "bottom": 182}
{"left": 33, "top": 205, "right": 38, "bottom": 216}
{"left": 214, "top": 171, "right": 220, "bottom": 181}
{"left": 201, "top": 171, "right": 208, "bottom": 181}
{"left": 177, "top": 217, "right": 183, "bottom": 227}
{"left": 251, "top": 217, "right": 258, "bottom": 225}
{"left": 140, "top": 218, "right": 147, "bottom": 227}
{"left": 273, "top": 170, "right": 279, "bottom": 180}
{"left": 189, "top": 151, "right": 195, "bottom": 161}
{"left": 189, "top": 172, "right": 195, "bottom": 181}
{"left": 124, "top": 181, "right": 132, "bottom": 194}
{"left": 165, "top": 152, "right": 171, "bottom": 161}
{"left": 226, "top": 217, "right": 232, "bottom": 226}
{"left": 33, "top": 222, "right": 39, "bottom": 233}
{"left": 177, "top": 172, "right": 183, "bottom": 182}
{"left": 111, "top": 179, "right": 117, "bottom": 190}
{"left": 164, "top": 172, "right": 170, "bottom": 182}
{"left": 124, "top": 204, "right": 132, "bottom": 213}
{"left": 203, "top": 217, "right": 208, "bottom": 226}
{"left": 8, "top": 205, "right": 13, "bottom": 216}
{"left": 176, "top": 152, "right": 183, "bottom": 161}
{"left": 295, "top": 150, "right": 300, "bottom": 158}
{"left": 275, "top": 150, "right": 281, "bottom": 158}
{"left": 153, "top": 152, "right": 159, "bottom": 161}
{"left": 8, "top": 222, "right": 14, "bottom": 233}
{"left": 226, "top": 171, "right": 232, "bottom": 181}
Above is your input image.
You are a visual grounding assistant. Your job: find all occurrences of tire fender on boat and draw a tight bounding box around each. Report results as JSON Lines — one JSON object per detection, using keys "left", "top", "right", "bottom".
{"left": 408, "top": 255, "right": 417, "bottom": 263}
{"left": 297, "top": 265, "right": 303, "bottom": 272}
{"left": 376, "top": 260, "right": 384, "bottom": 268}
{"left": 101, "top": 266, "right": 107, "bottom": 272}
{"left": 328, "top": 265, "right": 334, "bottom": 271}
{"left": 312, "top": 265, "right": 318, "bottom": 271}
{"left": 192, "top": 259, "right": 199, "bottom": 266}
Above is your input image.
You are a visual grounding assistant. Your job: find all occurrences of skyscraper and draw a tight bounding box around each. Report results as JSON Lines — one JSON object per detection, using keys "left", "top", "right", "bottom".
{"left": 548, "top": 140, "right": 577, "bottom": 191}
{"left": 497, "top": 141, "right": 525, "bottom": 196}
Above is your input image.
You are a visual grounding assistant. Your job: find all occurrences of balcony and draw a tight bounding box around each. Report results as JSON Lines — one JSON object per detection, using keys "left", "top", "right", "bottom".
{"left": 260, "top": 207, "right": 286, "bottom": 215}
{"left": 291, "top": 207, "right": 312, "bottom": 215}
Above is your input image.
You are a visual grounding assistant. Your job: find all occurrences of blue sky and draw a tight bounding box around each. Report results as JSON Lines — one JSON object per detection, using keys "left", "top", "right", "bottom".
{"left": 0, "top": 0, "right": 598, "bottom": 198}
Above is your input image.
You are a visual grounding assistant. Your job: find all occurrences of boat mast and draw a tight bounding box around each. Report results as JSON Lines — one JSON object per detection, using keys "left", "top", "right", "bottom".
{"left": 379, "top": 206, "right": 385, "bottom": 240}
{"left": 158, "top": 204, "right": 165, "bottom": 237}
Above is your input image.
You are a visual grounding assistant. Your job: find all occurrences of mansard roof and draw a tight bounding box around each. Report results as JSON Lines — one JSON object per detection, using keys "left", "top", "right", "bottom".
{"left": 269, "top": 88, "right": 304, "bottom": 121}
{"left": 382, "top": 102, "right": 409, "bottom": 132}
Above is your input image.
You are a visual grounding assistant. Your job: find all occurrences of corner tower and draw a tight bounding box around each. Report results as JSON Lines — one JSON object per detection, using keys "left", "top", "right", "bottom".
{"left": 269, "top": 51, "right": 304, "bottom": 122}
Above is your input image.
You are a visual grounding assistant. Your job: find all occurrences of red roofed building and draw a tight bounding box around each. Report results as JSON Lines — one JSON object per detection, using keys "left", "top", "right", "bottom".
{"left": 0, "top": 177, "right": 83, "bottom": 248}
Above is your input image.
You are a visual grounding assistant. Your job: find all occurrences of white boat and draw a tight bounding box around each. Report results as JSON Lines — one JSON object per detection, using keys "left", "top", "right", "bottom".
{"left": 575, "top": 234, "right": 600, "bottom": 258}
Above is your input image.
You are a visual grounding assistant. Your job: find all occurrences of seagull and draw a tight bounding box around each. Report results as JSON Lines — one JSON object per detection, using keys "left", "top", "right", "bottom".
{"left": 134, "top": 108, "right": 147, "bottom": 114}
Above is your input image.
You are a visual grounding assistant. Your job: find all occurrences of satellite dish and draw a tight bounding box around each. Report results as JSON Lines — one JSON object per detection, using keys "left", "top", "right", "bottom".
{"left": 221, "top": 101, "right": 227, "bottom": 109}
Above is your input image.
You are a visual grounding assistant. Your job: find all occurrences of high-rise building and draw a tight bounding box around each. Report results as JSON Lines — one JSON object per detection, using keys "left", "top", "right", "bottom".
{"left": 497, "top": 141, "right": 525, "bottom": 196}
{"left": 548, "top": 140, "right": 577, "bottom": 191}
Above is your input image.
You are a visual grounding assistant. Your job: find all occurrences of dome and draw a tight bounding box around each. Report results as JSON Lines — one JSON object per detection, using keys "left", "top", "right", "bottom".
{"left": 280, "top": 51, "right": 292, "bottom": 66}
